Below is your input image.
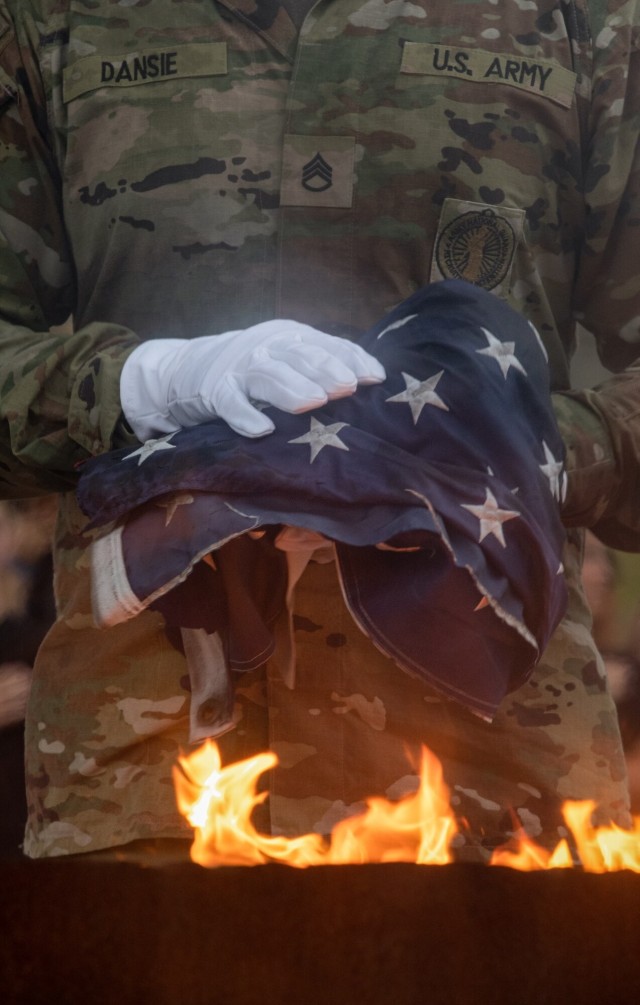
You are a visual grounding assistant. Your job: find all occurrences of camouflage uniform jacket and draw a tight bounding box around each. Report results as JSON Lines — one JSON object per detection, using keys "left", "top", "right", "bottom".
{"left": 0, "top": 0, "right": 639, "bottom": 857}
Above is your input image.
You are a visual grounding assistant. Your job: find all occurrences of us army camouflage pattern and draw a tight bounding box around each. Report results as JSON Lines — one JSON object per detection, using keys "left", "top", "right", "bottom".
{"left": 0, "top": 0, "right": 638, "bottom": 858}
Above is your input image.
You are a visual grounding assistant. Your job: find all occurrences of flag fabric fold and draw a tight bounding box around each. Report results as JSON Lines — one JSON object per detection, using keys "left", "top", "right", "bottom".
{"left": 77, "top": 280, "right": 568, "bottom": 722}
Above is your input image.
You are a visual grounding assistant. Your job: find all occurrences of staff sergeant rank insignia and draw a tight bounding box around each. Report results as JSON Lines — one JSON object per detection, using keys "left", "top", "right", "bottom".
{"left": 302, "top": 153, "right": 334, "bottom": 193}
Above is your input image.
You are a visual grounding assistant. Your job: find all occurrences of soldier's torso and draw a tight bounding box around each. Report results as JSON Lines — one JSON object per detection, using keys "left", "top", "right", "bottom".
{"left": 46, "top": 0, "right": 590, "bottom": 383}
{"left": 18, "top": 0, "right": 635, "bottom": 860}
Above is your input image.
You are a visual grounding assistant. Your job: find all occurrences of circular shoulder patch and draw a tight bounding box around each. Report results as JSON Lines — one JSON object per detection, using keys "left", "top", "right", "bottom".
{"left": 435, "top": 209, "right": 516, "bottom": 290}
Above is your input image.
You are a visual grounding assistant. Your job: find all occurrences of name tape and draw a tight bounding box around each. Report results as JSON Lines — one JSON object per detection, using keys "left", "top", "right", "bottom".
{"left": 63, "top": 43, "right": 227, "bottom": 102}
{"left": 401, "top": 42, "right": 576, "bottom": 108}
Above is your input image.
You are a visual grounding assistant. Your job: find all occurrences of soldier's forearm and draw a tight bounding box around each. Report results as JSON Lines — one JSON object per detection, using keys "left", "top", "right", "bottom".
{"left": 553, "top": 364, "right": 640, "bottom": 551}
{"left": 0, "top": 318, "right": 139, "bottom": 497}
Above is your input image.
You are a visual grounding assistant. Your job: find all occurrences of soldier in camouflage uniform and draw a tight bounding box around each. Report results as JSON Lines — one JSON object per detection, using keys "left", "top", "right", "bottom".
{"left": 0, "top": 0, "right": 639, "bottom": 860}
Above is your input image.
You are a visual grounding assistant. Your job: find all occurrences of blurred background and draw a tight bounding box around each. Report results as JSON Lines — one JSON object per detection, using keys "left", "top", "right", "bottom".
{"left": 0, "top": 496, "right": 57, "bottom": 860}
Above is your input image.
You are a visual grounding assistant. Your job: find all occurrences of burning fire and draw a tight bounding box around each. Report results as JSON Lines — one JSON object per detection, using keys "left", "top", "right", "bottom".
{"left": 174, "top": 740, "right": 640, "bottom": 871}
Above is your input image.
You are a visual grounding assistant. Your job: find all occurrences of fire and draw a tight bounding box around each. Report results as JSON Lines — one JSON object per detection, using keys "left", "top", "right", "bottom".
{"left": 561, "top": 801, "right": 640, "bottom": 873}
{"left": 174, "top": 741, "right": 640, "bottom": 871}
{"left": 489, "top": 832, "right": 575, "bottom": 871}
{"left": 174, "top": 740, "right": 456, "bottom": 867}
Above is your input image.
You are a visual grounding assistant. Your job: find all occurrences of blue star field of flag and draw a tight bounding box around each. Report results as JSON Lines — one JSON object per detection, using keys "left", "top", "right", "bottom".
{"left": 77, "top": 280, "right": 568, "bottom": 720}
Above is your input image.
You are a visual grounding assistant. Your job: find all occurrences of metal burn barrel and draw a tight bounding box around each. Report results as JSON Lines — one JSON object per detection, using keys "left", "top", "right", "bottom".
{"left": 2, "top": 859, "right": 640, "bottom": 1004}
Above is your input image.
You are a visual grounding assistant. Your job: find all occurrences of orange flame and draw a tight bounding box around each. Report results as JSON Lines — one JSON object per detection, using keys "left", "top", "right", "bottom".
{"left": 488, "top": 833, "right": 574, "bottom": 871}
{"left": 174, "top": 741, "right": 456, "bottom": 868}
{"left": 174, "top": 741, "right": 640, "bottom": 871}
{"left": 561, "top": 801, "right": 640, "bottom": 873}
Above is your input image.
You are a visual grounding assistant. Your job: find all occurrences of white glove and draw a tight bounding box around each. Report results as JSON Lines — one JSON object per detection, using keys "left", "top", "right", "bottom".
{"left": 120, "top": 320, "right": 386, "bottom": 440}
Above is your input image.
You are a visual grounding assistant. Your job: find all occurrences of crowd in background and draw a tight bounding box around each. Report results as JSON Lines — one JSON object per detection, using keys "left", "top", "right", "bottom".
{"left": 0, "top": 496, "right": 639, "bottom": 858}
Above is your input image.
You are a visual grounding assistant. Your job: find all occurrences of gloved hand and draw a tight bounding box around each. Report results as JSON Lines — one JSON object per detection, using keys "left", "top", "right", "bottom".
{"left": 120, "top": 320, "right": 386, "bottom": 440}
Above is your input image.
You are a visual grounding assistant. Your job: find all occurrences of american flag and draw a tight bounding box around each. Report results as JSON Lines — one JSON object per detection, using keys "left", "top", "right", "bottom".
{"left": 77, "top": 279, "right": 567, "bottom": 723}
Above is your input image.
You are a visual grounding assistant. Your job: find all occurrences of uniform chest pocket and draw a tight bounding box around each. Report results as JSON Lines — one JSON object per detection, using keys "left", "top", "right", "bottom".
{"left": 62, "top": 43, "right": 228, "bottom": 104}
{"left": 61, "top": 42, "right": 233, "bottom": 197}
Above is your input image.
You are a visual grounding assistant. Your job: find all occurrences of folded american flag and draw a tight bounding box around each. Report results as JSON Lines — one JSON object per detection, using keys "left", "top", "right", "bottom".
{"left": 77, "top": 280, "right": 567, "bottom": 723}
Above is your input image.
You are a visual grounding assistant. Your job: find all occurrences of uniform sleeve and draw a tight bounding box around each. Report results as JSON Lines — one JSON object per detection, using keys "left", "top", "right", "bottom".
{"left": 553, "top": 373, "right": 640, "bottom": 551}
{"left": 0, "top": 6, "right": 139, "bottom": 498}
{"left": 556, "top": 2, "right": 640, "bottom": 550}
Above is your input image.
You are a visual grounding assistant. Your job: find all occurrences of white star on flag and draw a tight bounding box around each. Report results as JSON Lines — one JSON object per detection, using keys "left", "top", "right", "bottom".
{"left": 462, "top": 488, "right": 519, "bottom": 547}
{"left": 539, "top": 440, "right": 564, "bottom": 501}
{"left": 386, "top": 370, "right": 449, "bottom": 424}
{"left": 124, "top": 434, "right": 176, "bottom": 466}
{"left": 288, "top": 416, "right": 350, "bottom": 462}
{"left": 477, "top": 328, "right": 527, "bottom": 379}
